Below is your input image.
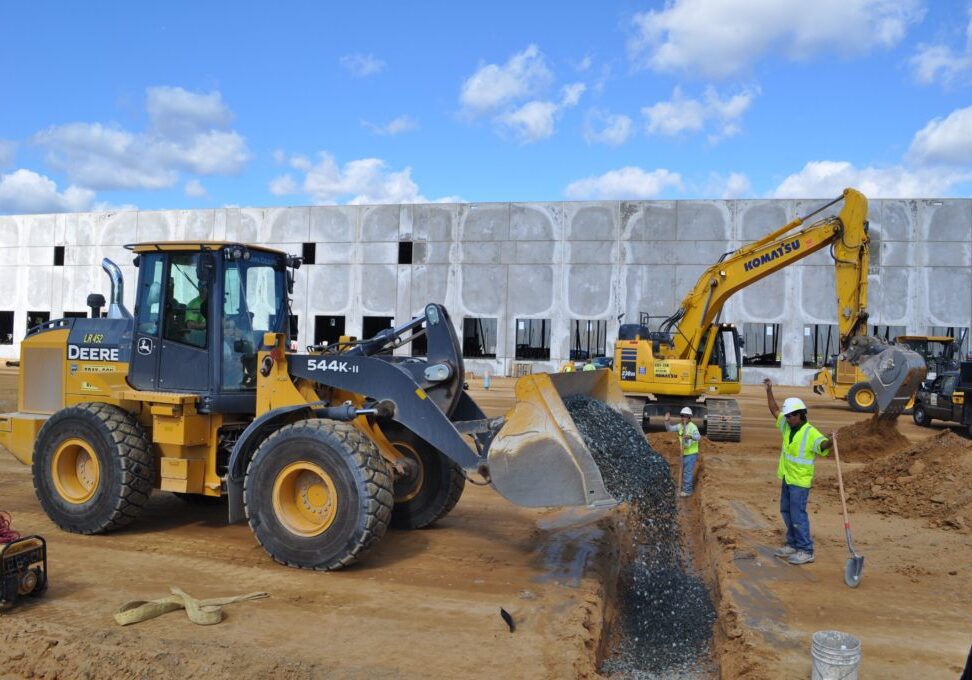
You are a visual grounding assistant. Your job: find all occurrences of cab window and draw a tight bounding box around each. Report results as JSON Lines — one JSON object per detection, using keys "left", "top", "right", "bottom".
{"left": 163, "top": 253, "right": 208, "bottom": 349}
{"left": 942, "top": 375, "right": 956, "bottom": 395}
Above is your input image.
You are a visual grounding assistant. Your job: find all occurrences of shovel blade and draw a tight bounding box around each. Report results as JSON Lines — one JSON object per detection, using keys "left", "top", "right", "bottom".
{"left": 844, "top": 555, "right": 864, "bottom": 588}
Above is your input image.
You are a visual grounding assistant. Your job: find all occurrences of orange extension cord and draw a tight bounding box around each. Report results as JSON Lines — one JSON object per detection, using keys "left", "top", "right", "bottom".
{"left": 0, "top": 510, "right": 19, "bottom": 543}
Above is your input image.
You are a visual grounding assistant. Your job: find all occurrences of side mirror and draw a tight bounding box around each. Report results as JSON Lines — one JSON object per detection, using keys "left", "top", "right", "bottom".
{"left": 287, "top": 271, "right": 295, "bottom": 294}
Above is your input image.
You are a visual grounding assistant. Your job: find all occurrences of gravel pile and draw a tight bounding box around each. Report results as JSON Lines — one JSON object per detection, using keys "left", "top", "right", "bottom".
{"left": 563, "top": 395, "right": 715, "bottom": 678}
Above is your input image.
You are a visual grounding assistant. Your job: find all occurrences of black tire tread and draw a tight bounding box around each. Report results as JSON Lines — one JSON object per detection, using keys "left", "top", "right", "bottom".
{"left": 33, "top": 402, "right": 154, "bottom": 534}
{"left": 244, "top": 419, "right": 393, "bottom": 571}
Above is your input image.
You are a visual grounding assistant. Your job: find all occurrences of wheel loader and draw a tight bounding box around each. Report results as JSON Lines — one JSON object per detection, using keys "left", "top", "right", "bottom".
{"left": 0, "top": 243, "right": 633, "bottom": 570}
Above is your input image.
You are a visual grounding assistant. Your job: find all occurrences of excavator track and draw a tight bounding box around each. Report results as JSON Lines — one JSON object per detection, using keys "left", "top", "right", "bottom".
{"left": 704, "top": 398, "right": 741, "bottom": 442}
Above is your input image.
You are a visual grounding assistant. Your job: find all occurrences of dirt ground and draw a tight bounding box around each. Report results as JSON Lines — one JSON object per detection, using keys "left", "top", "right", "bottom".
{"left": 2, "top": 373, "right": 971, "bottom": 679}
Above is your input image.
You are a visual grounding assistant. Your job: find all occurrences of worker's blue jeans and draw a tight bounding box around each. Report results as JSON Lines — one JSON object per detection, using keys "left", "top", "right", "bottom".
{"left": 780, "top": 481, "right": 812, "bottom": 553}
{"left": 681, "top": 454, "right": 698, "bottom": 494}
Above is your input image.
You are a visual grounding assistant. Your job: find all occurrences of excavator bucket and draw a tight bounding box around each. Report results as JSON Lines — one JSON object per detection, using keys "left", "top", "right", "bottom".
{"left": 486, "top": 369, "right": 637, "bottom": 509}
{"left": 858, "top": 346, "right": 927, "bottom": 418}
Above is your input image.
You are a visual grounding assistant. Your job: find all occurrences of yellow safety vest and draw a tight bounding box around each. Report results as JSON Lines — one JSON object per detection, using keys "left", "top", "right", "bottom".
{"left": 675, "top": 422, "right": 700, "bottom": 456}
{"left": 775, "top": 413, "right": 828, "bottom": 488}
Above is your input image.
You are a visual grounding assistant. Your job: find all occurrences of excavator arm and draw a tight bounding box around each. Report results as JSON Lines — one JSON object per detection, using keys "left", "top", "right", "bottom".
{"left": 668, "top": 189, "right": 870, "bottom": 360}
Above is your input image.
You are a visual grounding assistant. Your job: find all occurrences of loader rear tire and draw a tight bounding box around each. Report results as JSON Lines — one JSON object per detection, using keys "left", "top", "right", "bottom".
{"left": 386, "top": 430, "right": 465, "bottom": 530}
{"left": 244, "top": 419, "right": 393, "bottom": 571}
{"left": 847, "top": 382, "right": 878, "bottom": 413}
{"left": 32, "top": 403, "right": 154, "bottom": 534}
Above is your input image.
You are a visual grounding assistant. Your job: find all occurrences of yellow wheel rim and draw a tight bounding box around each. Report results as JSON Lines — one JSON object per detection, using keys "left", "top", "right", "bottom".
{"left": 855, "top": 388, "right": 876, "bottom": 409}
{"left": 392, "top": 441, "right": 425, "bottom": 504}
{"left": 51, "top": 438, "right": 101, "bottom": 504}
{"left": 272, "top": 462, "right": 339, "bottom": 537}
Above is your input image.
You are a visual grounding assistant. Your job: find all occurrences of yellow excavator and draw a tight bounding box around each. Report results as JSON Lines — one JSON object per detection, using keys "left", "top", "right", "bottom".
{"left": 615, "top": 188, "right": 926, "bottom": 439}
{"left": 0, "top": 243, "right": 634, "bottom": 570}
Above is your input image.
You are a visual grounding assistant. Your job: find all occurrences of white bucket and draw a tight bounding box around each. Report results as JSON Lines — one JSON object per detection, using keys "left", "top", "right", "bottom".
{"left": 811, "top": 630, "right": 861, "bottom": 680}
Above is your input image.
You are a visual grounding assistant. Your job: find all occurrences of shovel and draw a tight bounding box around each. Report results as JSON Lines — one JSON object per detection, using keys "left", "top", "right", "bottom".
{"left": 831, "top": 432, "right": 864, "bottom": 587}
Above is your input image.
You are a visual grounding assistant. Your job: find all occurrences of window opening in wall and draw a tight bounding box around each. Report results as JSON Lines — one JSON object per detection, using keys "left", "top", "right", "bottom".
{"left": 515, "top": 318, "right": 551, "bottom": 360}
{"left": 302, "top": 243, "right": 316, "bottom": 265}
{"left": 803, "top": 324, "right": 837, "bottom": 368}
{"left": 362, "top": 316, "right": 394, "bottom": 341}
{"left": 314, "top": 315, "right": 345, "bottom": 346}
{"left": 0, "top": 311, "right": 13, "bottom": 344}
{"left": 289, "top": 315, "right": 299, "bottom": 345}
{"left": 410, "top": 318, "right": 427, "bottom": 357}
{"left": 398, "top": 241, "right": 413, "bottom": 265}
{"left": 63, "top": 311, "right": 87, "bottom": 319}
{"left": 742, "top": 322, "right": 781, "bottom": 366}
{"left": 570, "top": 319, "right": 607, "bottom": 360}
{"left": 463, "top": 317, "right": 497, "bottom": 358}
{"left": 26, "top": 311, "right": 50, "bottom": 334}
{"left": 54, "top": 246, "right": 65, "bottom": 266}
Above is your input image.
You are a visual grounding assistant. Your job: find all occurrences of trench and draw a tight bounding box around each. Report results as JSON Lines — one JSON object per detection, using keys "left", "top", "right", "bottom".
{"left": 562, "top": 396, "right": 721, "bottom": 679}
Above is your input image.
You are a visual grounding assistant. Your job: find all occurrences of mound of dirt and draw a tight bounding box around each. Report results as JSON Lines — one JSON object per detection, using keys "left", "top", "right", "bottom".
{"left": 832, "top": 416, "right": 911, "bottom": 462}
{"left": 843, "top": 430, "right": 972, "bottom": 532}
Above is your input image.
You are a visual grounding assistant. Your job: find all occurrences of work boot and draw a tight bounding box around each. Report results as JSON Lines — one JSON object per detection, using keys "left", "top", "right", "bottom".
{"left": 773, "top": 545, "right": 796, "bottom": 558}
{"left": 787, "top": 550, "right": 814, "bottom": 565}
{"left": 679, "top": 491, "right": 692, "bottom": 498}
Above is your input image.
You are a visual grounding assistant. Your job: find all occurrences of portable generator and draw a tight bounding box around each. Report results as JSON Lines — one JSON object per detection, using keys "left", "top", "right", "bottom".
{"left": 0, "top": 535, "right": 47, "bottom": 609}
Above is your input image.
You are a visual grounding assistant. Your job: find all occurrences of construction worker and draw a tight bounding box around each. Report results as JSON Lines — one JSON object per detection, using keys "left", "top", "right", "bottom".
{"left": 664, "top": 407, "right": 700, "bottom": 497}
{"left": 763, "top": 378, "right": 831, "bottom": 566}
{"left": 561, "top": 361, "right": 576, "bottom": 373}
{"left": 582, "top": 358, "right": 596, "bottom": 371}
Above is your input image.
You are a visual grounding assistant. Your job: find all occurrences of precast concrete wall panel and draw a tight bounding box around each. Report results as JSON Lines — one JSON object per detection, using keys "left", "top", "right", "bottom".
{"left": 799, "top": 266, "right": 838, "bottom": 322}
{"left": 459, "top": 265, "right": 507, "bottom": 317}
{"left": 361, "top": 205, "right": 400, "bottom": 242}
{"left": 621, "top": 201, "right": 677, "bottom": 241}
{"left": 459, "top": 204, "right": 509, "bottom": 241}
{"left": 310, "top": 206, "right": 357, "bottom": 242}
{"left": 566, "top": 265, "right": 613, "bottom": 318}
{"left": 509, "top": 264, "right": 553, "bottom": 316}
{"left": 359, "top": 265, "right": 397, "bottom": 315}
{"left": 264, "top": 207, "right": 310, "bottom": 244}
{"left": 738, "top": 273, "right": 786, "bottom": 321}
{"left": 566, "top": 203, "right": 618, "bottom": 241}
{"left": 511, "top": 203, "right": 563, "bottom": 241}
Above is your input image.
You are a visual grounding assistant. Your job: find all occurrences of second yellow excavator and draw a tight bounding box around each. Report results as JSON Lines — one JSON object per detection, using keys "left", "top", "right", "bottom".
{"left": 614, "top": 188, "right": 926, "bottom": 440}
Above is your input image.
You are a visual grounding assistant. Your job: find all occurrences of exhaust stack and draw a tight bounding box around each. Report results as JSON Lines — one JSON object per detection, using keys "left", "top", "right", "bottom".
{"left": 101, "top": 258, "right": 133, "bottom": 320}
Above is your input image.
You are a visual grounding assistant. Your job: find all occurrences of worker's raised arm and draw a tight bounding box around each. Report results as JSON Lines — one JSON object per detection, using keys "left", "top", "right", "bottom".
{"left": 763, "top": 378, "right": 780, "bottom": 418}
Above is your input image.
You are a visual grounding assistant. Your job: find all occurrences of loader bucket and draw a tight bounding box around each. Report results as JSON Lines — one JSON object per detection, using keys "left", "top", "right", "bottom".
{"left": 486, "top": 369, "right": 637, "bottom": 508}
{"left": 858, "top": 346, "right": 927, "bottom": 418}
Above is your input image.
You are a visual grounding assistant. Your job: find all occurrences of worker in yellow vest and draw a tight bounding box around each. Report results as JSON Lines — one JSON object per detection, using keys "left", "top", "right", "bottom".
{"left": 664, "top": 407, "right": 701, "bottom": 497}
{"left": 763, "top": 379, "right": 831, "bottom": 566}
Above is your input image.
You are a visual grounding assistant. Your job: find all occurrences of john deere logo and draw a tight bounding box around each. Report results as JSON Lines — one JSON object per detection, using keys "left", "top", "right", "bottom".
{"left": 137, "top": 337, "right": 154, "bottom": 356}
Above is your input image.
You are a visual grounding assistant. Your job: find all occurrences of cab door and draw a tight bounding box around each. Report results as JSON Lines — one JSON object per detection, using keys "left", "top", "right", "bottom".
{"left": 157, "top": 252, "right": 212, "bottom": 393}
{"left": 128, "top": 252, "right": 164, "bottom": 390}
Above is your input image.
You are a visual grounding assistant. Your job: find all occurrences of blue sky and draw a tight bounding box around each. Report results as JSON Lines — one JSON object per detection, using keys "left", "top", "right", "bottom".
{"left": 2, "top": 0, "right": 972, "bottom": 214}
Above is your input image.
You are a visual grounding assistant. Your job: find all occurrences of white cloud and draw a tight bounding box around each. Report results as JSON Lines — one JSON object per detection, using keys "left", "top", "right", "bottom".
{"left": 340, "top": 53, "right": 385, "bottom": 77}
{"left": 269, "top": 173, "right": 299, "bottom": 196}
{"left": 269, "top": 152, "right": 430, "bottom": 205}
{"left": 565, "top": 167, "right": 683, "bottom": 199}
{"left": 498, "top": 101, "right": 559, "bottom": 142}
{"left": 459, "top": 45, "right": 553, "bottom": 114}
{"left": 705, "top": 172, "right": 752, "bottom": 198}
{"left": 629, "top": 0, "right": 924, "bottom": 78}
{"left": 772, "top": 160, "right": 970, "bottom": 198}
{"left": 583, "top": 110, "right": 633, "bottom": 146}
{"left": 0, "top": 168, "right": 95, "bottom": 214}
{"left": 272, "top": 148, "right": 287, "bottom": 165}
{"left": 289, "top": 154, "right": 312, "bottom": 172}
{"left": 362, "top": 115, "right": 419, "bottom": 135}
{"left": 575, "top": 55, "right": 593, "bottom": 73}
{"left": 642, "top": 86, "right": 757, "bottom": 141}
{"left": 910, "top": 9, "right": 972, "bottom": 86}
{"left": 184, "top": 179, "right": 207, "bottom": 197}
{"left": 0, "top": 141, "right": 15, "bottom": 168}
{"left": 560, "top": 82, "right": 586, "bottom": 107}
{"left": 908, "top": 106, "right": 972, "bottom": 165}
{"left": 33, "top": 86, "right": 250, "bottom": 191}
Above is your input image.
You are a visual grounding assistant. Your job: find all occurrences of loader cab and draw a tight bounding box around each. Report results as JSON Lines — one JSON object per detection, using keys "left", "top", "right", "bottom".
{"left": 126, "top": 243, "right": 290, "bottom": 412}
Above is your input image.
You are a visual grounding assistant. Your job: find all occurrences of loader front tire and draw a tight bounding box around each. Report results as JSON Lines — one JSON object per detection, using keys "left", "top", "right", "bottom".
{"left": 244, "top": 419, "right": 393, "bottom": 571}
{"left": 847, "top": 382, "right": 877, "bottom": 413}
{"left": 32, "top": 403, "right": 154, "bottom": 534}
{"left": 386, "top": 430, "right": 465, "bottom": 530}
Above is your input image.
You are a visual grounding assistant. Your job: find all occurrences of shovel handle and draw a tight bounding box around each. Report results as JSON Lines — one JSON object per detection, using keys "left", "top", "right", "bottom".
{"left": 832, "top": 433, "right": 852, "bottom": 530}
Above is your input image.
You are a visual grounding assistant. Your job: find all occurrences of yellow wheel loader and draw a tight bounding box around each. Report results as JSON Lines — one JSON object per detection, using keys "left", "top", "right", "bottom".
{"left": 616, "top": 188, "right": 926, "bottom": 438}
{"left": 0, "top": 243, "right": 633, "bottom": 570}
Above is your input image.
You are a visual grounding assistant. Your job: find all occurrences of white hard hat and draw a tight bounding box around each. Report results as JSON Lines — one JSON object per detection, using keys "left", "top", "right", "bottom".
{"left": 781, "top": 397, "right": 807, "bottom": 415}
{"left": 680, "top": 407, "right": 693, "bottom": 416}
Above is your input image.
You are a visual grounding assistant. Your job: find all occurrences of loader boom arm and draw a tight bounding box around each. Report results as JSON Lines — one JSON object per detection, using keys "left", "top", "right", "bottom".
{"left": 669, "top": 189, "right": 869, "bottom": 360}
